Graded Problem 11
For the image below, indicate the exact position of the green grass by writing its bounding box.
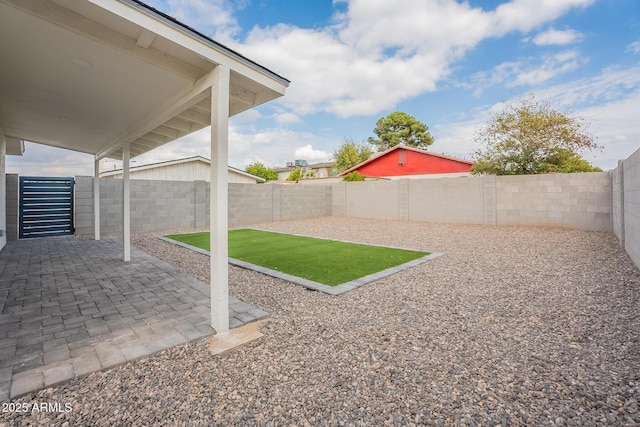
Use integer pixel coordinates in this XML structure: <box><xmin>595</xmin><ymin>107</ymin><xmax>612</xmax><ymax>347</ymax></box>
<box><xmin>165</xmin><ymin>229</ymin><xmax>429</xmax><ymax>286</ymax></box>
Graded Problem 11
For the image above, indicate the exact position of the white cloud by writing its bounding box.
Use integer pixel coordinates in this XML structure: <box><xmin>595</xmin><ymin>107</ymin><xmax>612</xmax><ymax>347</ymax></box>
<box><xmin>294</xmin><ymin>145</ymin><xmax>332</xmax><ymax>163</ymax></box>
<box><xmin>233</xmin><ymin>108</ymin><xmax>262</xmax><ymax>122</ymax></box>
<box><xmin>467</xmin><ymin>50</ymin><xmax>586</xmax><ymax>95</ymax></box>
<box><xmin>435</xmin><ymin>65</ymin><xmax>640</xmax><ymax>171</ymax></box>
<box><xmin>511</xmin><ymin>50</ymin><xmax>585</xmax><ymax>86</ymax></box>
<box><xmin>163</xmin><ymin>0</ymin><xmax>245</xmax><ymax>41</ymax></box>
<box><xmin>491</xmin><ymin>0</ymin><xmax>593</xmax><ymax>35</ymax></box>
<box><xmin>626</xmin><ymin>40</ymin><xmax>640</xmax><ymax>54</ymax></box>
<box><xmin>5</xmin><ymin>144</ymin><xmax>94</xmax><ymax>176</ymax></box>
<box><xmin>234</xmin><ymin>0</ymin><xmax>594</xmax><ymax>118</ymax></box>
<box><xmin>274</xmin><ymin>112</ymin><xmax>302</xmax><ymax>124</ymax></box>
<box><xmin>531</xmin><ymin>28</ymin><xmax>583</xmax><ymax>45</ymax></box>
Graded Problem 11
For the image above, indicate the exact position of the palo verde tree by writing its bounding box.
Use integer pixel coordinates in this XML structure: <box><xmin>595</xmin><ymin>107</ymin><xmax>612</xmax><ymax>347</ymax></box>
<box><xmin>471</xmin><ymin>96</ymin><xmax>601</xmax><ymax>175</ymax></box>
<box><xmin>368</xmin><ymin>111</ymin><xmax>434</xmax><ymax>152</ymax></box>
<box><xmin>332</xmin><ymin>138</ymin><xmax>373</xmax><ymax>173</ymax></box>
<box><xmin>245</xmin><ymin>162</ymin><xmax>278</xmax><ymax>182</ymax></box>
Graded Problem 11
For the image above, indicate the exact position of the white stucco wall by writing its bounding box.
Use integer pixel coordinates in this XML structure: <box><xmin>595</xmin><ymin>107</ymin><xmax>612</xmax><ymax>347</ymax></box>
<box><xmin>0</xmin><ymin>127</ymin><xmax>6</xmax><ymax>250</ymax></box>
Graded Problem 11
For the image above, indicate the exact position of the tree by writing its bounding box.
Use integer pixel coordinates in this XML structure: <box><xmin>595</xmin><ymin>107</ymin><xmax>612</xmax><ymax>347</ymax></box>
<box><xmin>342</xmin><ymin>171</ymin><xmax>365</xmax><ymax>181</ymax></box>
<box><xmin>544</xmin><ymin>148</ymin><xmax>602</xmax><ymax>173</ymax></box>
<box><xmin>368</xmin><ymin>111</ymin><xmax>434</xmax><ymax>152</ymax></box>
<box><xmin>332</xmin><ymin>138</ymin><xmax>373</xmax><ymax>173</ymax></box>
<box><xmin>245</xmin><ymin>162</ymin><xmax>278</xmax><ymax>182</ymax></box>
<box><xmin>471</xmin><ymin>96</ymin><xmax>601</xmax><ymax>175</ymax></box>
<box><xmin>286</xmin><ymin>167</ymin><xmax>302</xmax><ymax>182</ymax></box>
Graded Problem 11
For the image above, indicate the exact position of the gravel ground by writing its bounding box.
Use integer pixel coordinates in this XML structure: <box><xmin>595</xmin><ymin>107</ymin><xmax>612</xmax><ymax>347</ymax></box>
<box><xmin>2</xmin><ymin>217</ymin><xmax>639</xmax><ymax>426</ymax></box>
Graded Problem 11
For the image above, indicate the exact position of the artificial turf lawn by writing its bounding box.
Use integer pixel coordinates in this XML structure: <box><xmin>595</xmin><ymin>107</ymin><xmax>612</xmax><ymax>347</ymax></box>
<box><xmin>165</xmin><ymin>229</ymin><xmax>430</xmax><ymax>286</ymax></box>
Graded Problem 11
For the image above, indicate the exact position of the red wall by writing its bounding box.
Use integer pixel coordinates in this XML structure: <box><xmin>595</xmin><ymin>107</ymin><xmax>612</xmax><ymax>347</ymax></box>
<box><xmin>356</xmin><ymin>149</ymin><xmax>473</xmax><ymax>177</ymax></box>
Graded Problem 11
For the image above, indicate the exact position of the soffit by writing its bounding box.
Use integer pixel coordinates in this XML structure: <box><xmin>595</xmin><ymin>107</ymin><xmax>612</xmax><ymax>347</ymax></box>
<box><xmin>0</xmin><ymin>0</ymin><xmax>287</xmax><ymax>160</ymax></box>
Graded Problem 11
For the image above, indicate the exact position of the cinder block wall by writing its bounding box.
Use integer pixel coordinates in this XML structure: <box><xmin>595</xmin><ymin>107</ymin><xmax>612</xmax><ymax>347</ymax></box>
<box><xmin>74</xmin><ymin>176</ymin><xmax>94</xmax><ymax>236</ymax></box>
<box><xmin>611</xmin><ymin>163</ymin><xmax>624</xmax><ymax>243</ymax></box>
<box><xmin>228</xmin><ymin>183</ymin><xmax>273</xmax><ymax>226</ymax></box>
<box><xmin>408</xmin><ymin>177</ymin><xmax>488</xmax><ymax>224</ymax></box>
<box><xmin>5</xmin><ymin>174</ymin><xmax>18</xmax><ymax>241</ymax></box>
<box><xmin>495</xmin><ymin>172</ymin><xmax>611</xmax><ymax>231</ymax></box>
<box><xmin>74</xmin><ymin>179</ymin><xmax>332</xmax><ymax>237</ymax></box>
<box><xmin>337</xmin><ymin>180</ymin><xmax>405</xmax><ymax>220</ymax></box>
<box><xmin>617</xmin><ymin>148</ymin><xmax>640</xmax><ymax>269</ymax></box>
<box><xmin>278</xmin><ymin>185</ymin><xmax>332</xmax><ymax>221</ymax></box>
<box><xmin>332</xmin><ymin>173</ymin><xmax>611</xmax><ymax>231</ymax></box>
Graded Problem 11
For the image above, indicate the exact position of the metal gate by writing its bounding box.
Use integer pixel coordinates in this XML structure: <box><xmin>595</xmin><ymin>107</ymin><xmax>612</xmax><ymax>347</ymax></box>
<box><xmin>19</xmin><ymin>177</ymin><xmax>75</xmax><ymax>239</ymax></box>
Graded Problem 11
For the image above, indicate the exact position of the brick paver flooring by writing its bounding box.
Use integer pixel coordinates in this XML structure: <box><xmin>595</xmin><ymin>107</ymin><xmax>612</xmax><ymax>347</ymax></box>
<box><xmin>0</xmin><ymin>237</ymin><xmax>267</xmax><ymax>400</ymax></box>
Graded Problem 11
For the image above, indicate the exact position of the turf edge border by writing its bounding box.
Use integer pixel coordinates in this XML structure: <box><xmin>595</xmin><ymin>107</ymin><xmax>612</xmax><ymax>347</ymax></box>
<box><xmin>156</xmin><ymin>232</ymin><xmax>444</xmax><ymax>296</ymax></box>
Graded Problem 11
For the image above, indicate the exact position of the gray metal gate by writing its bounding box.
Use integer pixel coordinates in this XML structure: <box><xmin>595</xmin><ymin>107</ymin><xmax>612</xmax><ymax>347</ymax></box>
<box><xmin>19</xmin><ymin>177</ymin><xmax>75</xmax><ymax>239</ymax></box>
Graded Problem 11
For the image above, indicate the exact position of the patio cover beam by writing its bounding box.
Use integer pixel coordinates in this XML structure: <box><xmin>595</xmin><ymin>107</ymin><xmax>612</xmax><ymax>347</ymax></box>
<box><xmin>95</xmin><ymin>70</ymin><xmax>215</xmax><ymax>160</ymax></box>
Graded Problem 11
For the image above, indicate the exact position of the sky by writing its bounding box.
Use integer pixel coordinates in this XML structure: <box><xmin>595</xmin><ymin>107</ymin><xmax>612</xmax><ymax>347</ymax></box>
<box><xmin>6</xmin><ymin>0</ymin><xmax>640</xmax><ymax>175</ymax></box>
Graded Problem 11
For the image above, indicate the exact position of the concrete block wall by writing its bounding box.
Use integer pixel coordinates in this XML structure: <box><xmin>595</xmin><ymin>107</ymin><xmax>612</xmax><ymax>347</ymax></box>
<box><xmin>408</xmin><ymin>177</ymin><xmax>487</xmax><ymax>224</ymax></box>
<box><xmin>278</xmin><ymin>185</ymin><xmax>332</xmax><ymax>221</ymax></box>
<box><xmin>74</xmin><ymin>176</ymin><xmax>94</xmax><ymax>237</ymax></box>
<box><xmin>5</xmin><ymin>174</ymin><xmax>18</xmax><ymax>241</ymax></box>
<box><xmin>228</xmin><ymin>183</ymin><xmax>273</xmax><ymax>226</ymax></box>
<box><xmin>615</xmin><ymin>148</ymin><xmax>640</xmax><ymax>269</ymax></box>
<box><xmin>495</xmin><ymin>172</ymin><xmax>611</xmax><ymax>231</ymax></box>
<box><xmin>331</xmin><ymin>173</ymin><xmax>610</xmax><ymax>230</ymax></box>
<box><xmin>67</xmin><ymin>165</ymin><xmax>637</xmax><ymax>275</ymax></box>
<box><xmin>74</xmin><ymin>178</ymin><xmax>332</xmax><ymax>237</ymax></box>
<box><xmin>138</xmin><ymin>180</ymin><xmax>195</xmax><ymax>232</ymax></box>
<box><xmin>611</xmin><ymin>163</ymin><xmax>624</xmax><ymax>243</ymax></box>
<box><xmin>337</xmin><ymin>180</ymin><xmax>405</xmax><ymax>220</ymax></box>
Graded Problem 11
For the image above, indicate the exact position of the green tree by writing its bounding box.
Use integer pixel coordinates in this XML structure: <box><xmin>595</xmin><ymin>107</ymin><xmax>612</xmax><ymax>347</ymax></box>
<box><xmin>342</xmin><ymin>171</ymin><xmax>365</xmax><ymax>181</ymax></box>
<box><xmin>286</xmin><ymin>167</ymin><xmax>302</xmax><ymax>182</ymax></box>
<box><xmin>544</xmin><ymin>148</ymin><xmax>602</xmax><ymax>173</ymax></box>
<box><xmin>471</xmin><ymin>96</ymin><xmax>601</xmax><ymax>175</ymax></box>
<box><xmin>332</xmin><ymin>138</ymin><xmax>373</xmax><ymax>173</ymax></box>
<box><xmin>368</xmin><ymin>111</ymin><xmax>434</xmax><ymax>152</ymax></box>
<box><xmin>245</xmin><ymin>162</ymin><xmax>278</xmax><ymax>182</ymax></box>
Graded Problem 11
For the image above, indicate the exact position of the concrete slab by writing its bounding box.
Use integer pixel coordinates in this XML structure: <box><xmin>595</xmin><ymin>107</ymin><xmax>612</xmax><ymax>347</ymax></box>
<box><xmin>0</xmin><ymin>237</ymin><xmax>269</xmax><ymax>400</ymax></box>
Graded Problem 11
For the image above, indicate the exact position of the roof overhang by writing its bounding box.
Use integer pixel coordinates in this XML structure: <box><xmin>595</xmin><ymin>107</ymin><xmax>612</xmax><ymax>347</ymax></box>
<box><xmin>0</xmin><ymin>0</ymin><xmax>288</xmax><ymax>160</ymax></box>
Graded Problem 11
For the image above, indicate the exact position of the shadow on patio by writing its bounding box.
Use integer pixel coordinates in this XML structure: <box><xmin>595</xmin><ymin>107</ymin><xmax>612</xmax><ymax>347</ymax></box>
<box><xmin>0</xmin><ymin>236</ymin><xmax>267</xmax><ymax>401</ymax></box>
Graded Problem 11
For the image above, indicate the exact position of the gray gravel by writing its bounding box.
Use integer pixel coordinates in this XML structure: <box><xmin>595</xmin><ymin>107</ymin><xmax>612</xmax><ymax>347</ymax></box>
<box><xmin>2</xmin><ymin>217</ymin><xmax>639</xmax><ymax>426</ymax></box>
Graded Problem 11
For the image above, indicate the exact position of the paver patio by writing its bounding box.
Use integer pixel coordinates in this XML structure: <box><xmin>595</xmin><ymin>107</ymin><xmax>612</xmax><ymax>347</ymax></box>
<box><xmin>0</xmin><ymin>236</ymin><xmax>267</xmax><ymax>401</ymax></box>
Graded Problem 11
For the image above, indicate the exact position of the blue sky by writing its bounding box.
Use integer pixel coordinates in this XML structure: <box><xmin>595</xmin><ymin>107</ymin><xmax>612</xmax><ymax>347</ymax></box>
<box><xmin>7</xmin><ymin>0</ymin><xmax>640</xmax><ymax>175</ymax></box>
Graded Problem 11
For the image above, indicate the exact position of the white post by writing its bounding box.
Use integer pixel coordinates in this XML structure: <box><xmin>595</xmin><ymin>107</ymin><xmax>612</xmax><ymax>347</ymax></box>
<box><xmin>210</xmin><ymin>64</ymin><xmax>230</xmax><ymax>334</ymax></box>
<box><xmin>122</xmin><ymin>143</ymin><xmax>131</xmax><ymax>262</ymax></box>
<box><xmin>94</xmin><ymin>156</ymin><xmax>101</xmax><ymax>241</ymax></box>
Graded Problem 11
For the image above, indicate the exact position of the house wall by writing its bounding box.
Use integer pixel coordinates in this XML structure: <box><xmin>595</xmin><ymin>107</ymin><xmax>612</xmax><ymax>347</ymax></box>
<box><xmin>356</xmin><ymin>148</ymin><xmax>473</xmax><ymax>177</ymax></box>
<box><xmin>0</xmin><ymin>128</ymin><xmax>5</xmax><ymax>250</ymax></box>
<box><xmin>104</xmin><ymin>164</ymin><xmax>258</xmax><ymax>184</ymax></box>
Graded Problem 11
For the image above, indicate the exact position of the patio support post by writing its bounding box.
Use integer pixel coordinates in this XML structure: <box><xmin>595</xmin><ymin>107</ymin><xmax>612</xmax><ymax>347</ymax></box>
<box><xmin>122</xmin><ymin>143</ymin><xmax>131</xmax><ymax>262</ymax></box>
<box><xmin>94</xmin><ymin>156</ymin><xmax>100</xmax><ymax>241</ymax></box>
<box><xmin>209</xmin><ymin>64</ymin><xmax>230</xmax><ymax>334</ymax></box>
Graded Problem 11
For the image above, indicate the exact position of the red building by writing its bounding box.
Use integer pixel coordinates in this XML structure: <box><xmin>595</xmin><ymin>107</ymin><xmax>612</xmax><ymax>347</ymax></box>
<box><xmin>338</xmin><ymin>145</ymin><xmax>474</xmax><ymax>179</ymax></box>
